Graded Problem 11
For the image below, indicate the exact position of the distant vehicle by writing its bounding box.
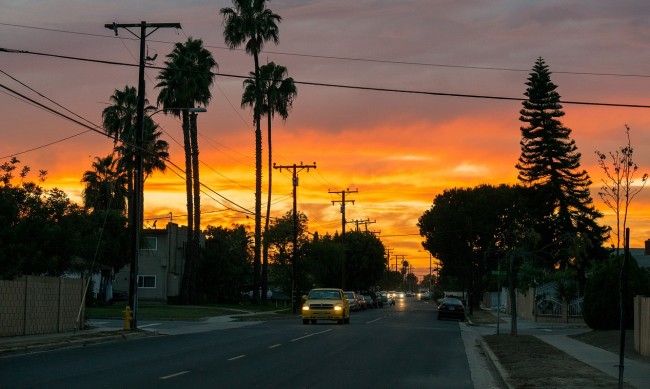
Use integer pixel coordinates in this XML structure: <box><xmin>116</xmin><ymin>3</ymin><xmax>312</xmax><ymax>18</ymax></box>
<box><xmin>437</xmin><ymin>298</ymin><xmax>466</xmax><ymax>321</ymax></box>
<box><xmin>302</xmin><ymin>288</ymin><xmax>350</xmax><ymax>325</ymax></box>
<box><xmin>378</xmin><ymin>291</ymin><xmax>393</xmax><ymax>306</ymax></box>
<box><xmin>396</xmin><ymin>292</ymin><xmax>406</xmax><ymax>299</ymax></box>
<box><xmin>363</xmin><ymin>295</ymin><xmax>374</xmax><ymax>309</ymax></box>
<box><xmin>344</xmin><ymin>291</ymin><xmax>361</xmax><ymax>312</ymax></box>
<box><xmin>357</xmin><ymin>294</ymin><xmax>367</xmax><ymax>310</ymax></box>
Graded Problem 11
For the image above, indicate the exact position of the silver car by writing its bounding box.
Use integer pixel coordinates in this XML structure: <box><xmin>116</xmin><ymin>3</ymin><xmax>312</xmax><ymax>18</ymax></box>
<box><xmin>344</xmin><ymin>291</ymin><xmax>360</xmax><ymax>312</ymax></box>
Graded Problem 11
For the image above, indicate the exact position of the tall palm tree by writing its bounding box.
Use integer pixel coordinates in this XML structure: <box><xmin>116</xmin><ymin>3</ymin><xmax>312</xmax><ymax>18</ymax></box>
<box><xmin>81</xmin><ymin>153</ymin><xmax>128</xmax><ymax>213</ymax></box>
<box><xmin>156</xmin><ymin>37</ymin><xmax>217</xmax><ymax>304</ymax></box>
<box><xmin>102</xmin><ymin>86</ymin><xmax>168</xmax><ymax>223</ymax></box>
<box><xmin>221</xmin><ymin>0</ymin><xmax>281</xmax><ymax>303</ymax></box>
<box><xmin>242</xmin><ymin>62</ymin><xmax>297</xmax><ymax>302</ymax></box>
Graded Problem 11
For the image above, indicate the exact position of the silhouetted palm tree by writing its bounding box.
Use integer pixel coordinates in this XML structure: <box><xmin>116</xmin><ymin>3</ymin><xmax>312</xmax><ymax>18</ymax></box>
<box><xmin>221</xmin><ymin>0</ymin><xmax>281</xmax><ymax>303</ymax></box>
<box><xmin>242</xmin><ymin>62</ymin><xmax>297</xmax><ymax>301</ymax></box>
<box><xmin>156</xmin><ymin>37</ymin><xmax>217</xmax><ymax>304</ymax></box>
<box><xmin>102</xmin><ymin>86</ymin><xmax>169</xmax><ymax>223</ymax></box>
<box><xmin>81</xmin><ymin>154</ymin><xmax>128</xmax><ymax>213</ymax></box>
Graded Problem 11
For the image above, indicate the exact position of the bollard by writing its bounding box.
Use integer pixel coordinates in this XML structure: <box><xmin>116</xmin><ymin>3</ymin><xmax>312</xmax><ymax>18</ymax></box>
<box><xmin>123</xmin><ymin>306</ymin><xmax>132</xmax><ymax>330</ymax></box>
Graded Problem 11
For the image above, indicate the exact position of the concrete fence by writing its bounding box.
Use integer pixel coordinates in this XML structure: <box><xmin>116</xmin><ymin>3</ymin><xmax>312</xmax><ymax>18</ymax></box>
<box><xmin>0</xmin><ymin>276</ymin><xmax>85</xmax><ymax>337</ymax></box>
<box><xmin>634</xmin><ymin>295</ymin><xmax>650</xmax><ymax>356</ymax></box>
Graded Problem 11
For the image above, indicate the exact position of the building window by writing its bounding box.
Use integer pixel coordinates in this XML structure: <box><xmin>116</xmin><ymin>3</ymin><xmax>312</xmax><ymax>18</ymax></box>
<box><xmin>142</xmin><ymin>237</ymin><xmax>157</xmax><ymax>250</ymax></box>
<box><xmin>137</xmin><ymin>275</ymin><xmax>156</xmax><ymax>288</ymax></box>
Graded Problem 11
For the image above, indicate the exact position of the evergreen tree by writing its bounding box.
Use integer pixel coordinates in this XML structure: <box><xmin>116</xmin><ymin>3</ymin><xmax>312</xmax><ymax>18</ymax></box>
<box><xmin>516</xmin><ymin>57</ymin><xmax>608</xmax><ymax>279</ymax></box>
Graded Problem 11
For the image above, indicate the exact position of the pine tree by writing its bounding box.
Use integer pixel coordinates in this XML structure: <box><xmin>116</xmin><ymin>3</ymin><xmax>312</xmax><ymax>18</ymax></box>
<box><xmin>516</xmin><ymin>57</ymin><xmax>608</xmax><ymax>276</ymax></box>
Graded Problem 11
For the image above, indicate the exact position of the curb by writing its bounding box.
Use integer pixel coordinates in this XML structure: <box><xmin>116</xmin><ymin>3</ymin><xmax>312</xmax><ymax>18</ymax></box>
<box><xmin>0</xmin><ymin>331</ymin><xmax>157</xmax><ymax>356</ymax></box>
<box><xmin>465</xmin><ymin>315</ymin><xmax>512</xmax><ymax>388</ymax></box>
<box><xmin>477</xmin><ymin>336</ymin><xmax>514</xmax><ymax>389</ymax></box>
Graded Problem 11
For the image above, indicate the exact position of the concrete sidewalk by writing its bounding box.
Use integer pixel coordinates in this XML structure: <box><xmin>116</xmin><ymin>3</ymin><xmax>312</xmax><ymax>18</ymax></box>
<box><xmin>471</xmin><ymin>311</ymin><xmax>650</xmax><ymax>389</ymax></box>
<box><xmin>0</xmin><ymin>314</ymin><xmax>264</xmax><ymax>355</ymax></box>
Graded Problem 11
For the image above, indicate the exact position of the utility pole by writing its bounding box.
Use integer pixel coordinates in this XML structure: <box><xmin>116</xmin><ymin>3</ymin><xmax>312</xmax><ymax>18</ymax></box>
<box><xmin>105</xmin><ymin>21</ymin><xmax>180</xmax><ymax>330</ymax></box>
<box><xmin>385</xmin><ymin>247</ymin><xmax>394</xmax><ymax>271</ymax></box>
<box><xmin>274</xmin><ymin>162</ymin><xmax>316</xmax><ymax>314</ymax></box>
<box><xmin>329</xmin><ymin>188</ymin><xmax>357</xmax><ymax>238</ymax></box>
<box><xmin>396</xmin><ymin>254</ymin><xmax>406</xmax><ymax>273</ymax></box>
<box><xmin>329</xmin><ymin>188</ymin><xmax>357</xmax><ymax>289</ymax></box>
<box><xmin>348</xmin><ymin>218</ymin><xmax>376</xmax><ymax>232</ymax></box>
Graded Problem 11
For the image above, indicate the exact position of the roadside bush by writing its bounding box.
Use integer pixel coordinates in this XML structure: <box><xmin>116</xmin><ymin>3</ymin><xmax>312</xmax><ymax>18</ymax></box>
<box><xmin>583</xmin><ymin>254</ymin><xmax>650</xmax><ymax>329</ymax></box>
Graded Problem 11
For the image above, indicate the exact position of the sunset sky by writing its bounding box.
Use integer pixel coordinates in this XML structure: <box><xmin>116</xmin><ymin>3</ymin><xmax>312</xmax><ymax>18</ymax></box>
<box><xmin>3</xmin><ymin>1</ymin><xmax>650</xmax><ymax>279</ymax></box>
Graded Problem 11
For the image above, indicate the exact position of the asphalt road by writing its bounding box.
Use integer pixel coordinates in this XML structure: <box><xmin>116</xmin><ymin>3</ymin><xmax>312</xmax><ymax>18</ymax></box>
<box><xmin>1</xmin><ymin>298</ymin><xmax>481</xmax><ymax>388</ymax></box>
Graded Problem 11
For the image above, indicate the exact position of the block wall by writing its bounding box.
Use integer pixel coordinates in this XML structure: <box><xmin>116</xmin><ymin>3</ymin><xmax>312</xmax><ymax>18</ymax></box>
<box><xmin>0</xmin><ymin>276</ymin><xmax>85</xmax><ymax>337</ymax></box>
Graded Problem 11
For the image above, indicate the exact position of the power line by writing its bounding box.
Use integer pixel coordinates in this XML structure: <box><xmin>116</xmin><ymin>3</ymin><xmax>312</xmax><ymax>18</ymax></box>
<box><xmin>0</xmin><ymin>82</ymin><xmax>255</xmax><ymax>216</ymax></box>
<box><xmin>3</xmin><ymin>22</ymin><xmax>650</xmax><ymax>79</ymax></box>
<box><xmin>4</xmin><ymin>47</ymin><xmax>649</xmax><ymax>109</ymax></box>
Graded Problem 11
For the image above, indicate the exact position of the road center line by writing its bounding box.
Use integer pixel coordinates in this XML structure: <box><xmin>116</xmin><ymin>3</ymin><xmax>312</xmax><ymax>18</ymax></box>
<box><xmin>268</xmin><ymin>344</ymin><xmax>282</xmax><ymax>349</ymax></box>
<box><xmin>290</xmin><ymin>329</ymin><xmax>332</xmax><ymax>342</ymax></box>
<box><xmin>228</xmin><ymin>354</ymin><xmax>247</xmax><ymax>361</ymax></box>
<box><xmin>366</xmin><ymin>317</ymin><xmax>384</xmax><ymax>324</ymax></box>
<box><xmin>160</xmin><ymin>371</ymin><xmax>189</xmax><ymax>380</ymax></box>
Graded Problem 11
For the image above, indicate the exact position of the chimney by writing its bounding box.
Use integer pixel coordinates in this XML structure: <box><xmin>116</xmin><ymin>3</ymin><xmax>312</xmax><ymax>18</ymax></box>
<box><xmin>645</xmin><ymin>239</ymin><xmax>650</xmax><ymax>255</ymax></box>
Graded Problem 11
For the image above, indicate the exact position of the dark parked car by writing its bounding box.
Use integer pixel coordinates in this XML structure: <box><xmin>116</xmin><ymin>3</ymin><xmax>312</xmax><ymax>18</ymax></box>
<box><xmin>437</xmin><ymin>298</ymin><xmax>466</xmax><ymax>321</ymax></box>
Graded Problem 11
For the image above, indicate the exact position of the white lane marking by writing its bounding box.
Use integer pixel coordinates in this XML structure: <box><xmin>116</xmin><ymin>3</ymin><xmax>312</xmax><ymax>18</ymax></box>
<box><xmin>228</xmin><ymin>354</ymin><xmax>246</xmax><ymax>361</ymax></box>
<box><xmin>160</xmin><ymin>371</ymin><xmax>190</xmax><ymax>380</ymax></box>
<box><xmin>138</xmin><ymin>323</ymin><xmax>161</xmax><ymax>328</ymax></box>
<box><xmin>290</xmin><ymin>329</ymin><xmax>332</xmax><ymax>342</ymax></box>
<box><xmin>268</xmin><ymin>344</ymin><xmax>282</xmax><ymax>349</ymax></box>
<box><xmin>366</xmin><ymin>317</ymin><xmax>383</xmax><ymax>324</ymax></box>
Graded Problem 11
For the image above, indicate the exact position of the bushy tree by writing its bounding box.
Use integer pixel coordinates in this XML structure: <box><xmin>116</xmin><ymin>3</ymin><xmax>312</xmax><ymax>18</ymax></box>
<box><xmin>302</xmin><ymin>233</ymin><xmax>345</xmax><ymax>289</ymax></box>
<box><xmin>198</xmin><ymin>225</ymin><xmax>251</xmax><ymax>303</ymax></box>
<box><xmin>339</xmin><ymin>231</ymin><xmax>386</xmax><ymax>291</ymax></box>
<box><xmin>0</xmin><ymin>158</ymin><xmax>127</xmax><ymax>279</ymax></box>
<box><xmin>419</xmin><ymin>184</ymin><xmax>528</xmax><ymax>307</ymax></box>
<box><xmin>266</xmin><ymin>210</ymin><xmax>308</xmax><ymax>297</ymax></box>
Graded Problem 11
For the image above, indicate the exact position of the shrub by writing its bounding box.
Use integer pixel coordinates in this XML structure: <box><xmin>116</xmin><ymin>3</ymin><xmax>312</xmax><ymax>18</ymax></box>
<box><xmin>583</xmin><ymin>254</ymin><xmax>650</xmax><ymax>329</ymax></box>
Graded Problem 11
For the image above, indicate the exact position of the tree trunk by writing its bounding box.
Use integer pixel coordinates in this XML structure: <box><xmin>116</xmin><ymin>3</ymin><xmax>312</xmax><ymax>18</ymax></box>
<box><xmin>190</xmin><ymin>111</ymin><xmax>201</xmax><ymax>305</ymax></box>
<box><xmin>261</xmin><ymin>111</ymin><xmax>273</xmax><ymax>304</ymax></box>
<box><xmin>180</xmin><ymin>112</ymin><xmax>194</xmax><ymax>305</ymax></box>
<box><xmin>509</xmin><ymin>252</ymin><xmax>518</xmax><ymax>336</ymax></box>
<box><xmin>252</xmin><ymin>51</ymin><xmax>262</xmax><ymax>303</ymax></box>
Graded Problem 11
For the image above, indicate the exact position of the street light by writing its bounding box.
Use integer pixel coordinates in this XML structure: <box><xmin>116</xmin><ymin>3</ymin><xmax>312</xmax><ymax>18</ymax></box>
<box><xmin>128</xmin><ymin>106</ymin><xmax>206</xmax><ymax>329</ymax></box>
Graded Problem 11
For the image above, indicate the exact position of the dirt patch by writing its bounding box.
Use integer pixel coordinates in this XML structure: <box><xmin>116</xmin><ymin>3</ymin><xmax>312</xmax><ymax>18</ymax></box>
<box><xmin>468</xmin><ymin>308</ymin><xmax>506</xmax><ymax>325</ymax></box>
<box><xmin>570</xmin><ymin>330</ymin><xmax>650</xmax><ymax>365</ymax></box>
<box><xmin>484</xmin><ymin>334</ymin><xmax>633</xmax><ymax>388</ymax></box>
